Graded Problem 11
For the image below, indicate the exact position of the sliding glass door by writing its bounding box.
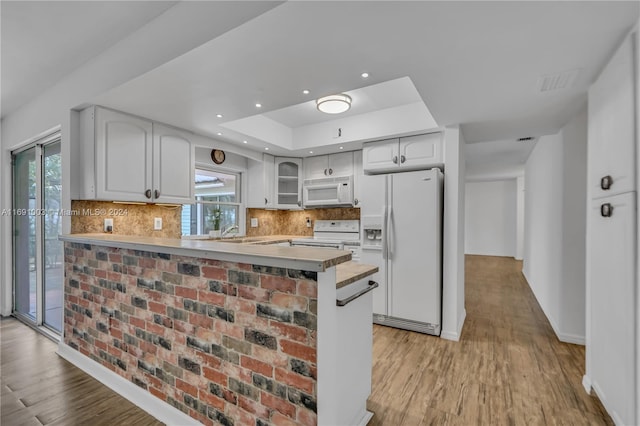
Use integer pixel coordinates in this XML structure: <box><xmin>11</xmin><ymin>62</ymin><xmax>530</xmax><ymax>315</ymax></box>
<box><xmin>13</xmin><ymin>135</ymin><xmax>63</xmax><ymax>334</ymax></box>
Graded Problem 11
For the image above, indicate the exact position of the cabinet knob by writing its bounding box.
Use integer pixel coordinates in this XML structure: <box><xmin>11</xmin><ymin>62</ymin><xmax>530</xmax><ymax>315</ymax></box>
<box><xmin>354</xmin><ymin>198</ymin><xmax>359</xmax><ymax>206</ymax></box>
<box><xmin>297</xmin><ymin>201</ymin><xmax>302</xmax><ymax>207</ymax></box>
<box><xmin>600</xmin><ymin>175</ymin><xmax>613</xmax><ymax>190</ymax></box>
<box><xmin>329</xmin><ymin>168</ymin><xmax>333</xmax><ymax>175</ymax></box>
<box><xmin>145</xmin><ymin>189</ymin><xmax>152</xmax><ymax>199</ymax></box>
<box><xmin>392</xmin><ymin>156</ymin><xmax>398</xmax><ymax>164</ymax></box>
<box><xmin>601</xmin><ymin>203</ymin><xmax>613</xmax><ymax>217</ymax></box>
<box><xmin>400</xmin><ymin>155</ymin><xmax>406</xmax><ymax>164</ymax></box>
<box><xmin>264</xmin><ymin>198</ymin><xmax>268</xmax><ymax>205</ymax></box>
<box><xmin>154</xmin><ymin>190</ymin><xmax>160</xmax><ymax>199</ymax></box>
<box><xmin>324</xmin><ymin>169</ymin><xmax>328</xmax><ymax>175</ymax></box>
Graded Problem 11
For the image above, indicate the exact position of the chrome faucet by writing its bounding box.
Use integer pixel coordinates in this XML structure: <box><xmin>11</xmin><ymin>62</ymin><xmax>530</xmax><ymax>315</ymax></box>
<box><xmin>221</xmin><ymin>225</ymin><xmax>239</xmax><ymax>237</ymax></box>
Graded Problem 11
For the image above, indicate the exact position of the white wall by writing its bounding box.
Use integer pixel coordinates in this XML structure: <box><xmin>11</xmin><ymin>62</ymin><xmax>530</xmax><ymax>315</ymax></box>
<box><xmin>441</xmin><ymin>126</ymin><xmax>466</xmax><ymax>341</ymax></box>
<box><xmin>523</xmin><ymin>105</ymin><xmax>587</xmax><ymax>344</ymax></box>
<box><xmin>465</xmin><ymin>180</ymin><xmax>517</xmax><ymax>257</ymax></box>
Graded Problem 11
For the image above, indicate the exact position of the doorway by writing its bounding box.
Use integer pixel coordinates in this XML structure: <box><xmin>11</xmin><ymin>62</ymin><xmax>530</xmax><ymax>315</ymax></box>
<box><xmin>12</xmin><ymin>133</ymin><xmax>63</xmax><ymax>335</ymax></box>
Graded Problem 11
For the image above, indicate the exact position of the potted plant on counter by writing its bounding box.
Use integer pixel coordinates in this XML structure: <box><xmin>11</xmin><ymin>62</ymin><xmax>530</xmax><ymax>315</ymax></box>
<box><xmin>207</xmin><ymin>207</ymin><xmax>221</xmax><ymax>238</ymax></box>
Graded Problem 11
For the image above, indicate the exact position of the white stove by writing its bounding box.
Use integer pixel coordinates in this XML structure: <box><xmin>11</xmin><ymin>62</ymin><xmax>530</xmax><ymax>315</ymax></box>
<box><xmin>291</xmin><ymin>220</ymin><xmax>361</xmax><ymax>261</ymax></box>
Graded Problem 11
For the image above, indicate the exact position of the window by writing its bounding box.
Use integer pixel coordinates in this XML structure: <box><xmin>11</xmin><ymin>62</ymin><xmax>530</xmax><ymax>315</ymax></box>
<box><xmin>182</xmin><ymin>168</ymin><xmax>241</xmax><ymax>236</ymax></box>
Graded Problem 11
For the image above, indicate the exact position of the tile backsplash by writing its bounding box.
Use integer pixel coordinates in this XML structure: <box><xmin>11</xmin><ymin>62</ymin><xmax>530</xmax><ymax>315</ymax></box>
<box><xmin>70</xmin><ymin>200</ymin><xmax>181</xmax><ymax>238</ymax></box>
<box><xmin>246</xmin><ymin>208</ymin><xmax>360</xmax><ymax>237</ymax></box>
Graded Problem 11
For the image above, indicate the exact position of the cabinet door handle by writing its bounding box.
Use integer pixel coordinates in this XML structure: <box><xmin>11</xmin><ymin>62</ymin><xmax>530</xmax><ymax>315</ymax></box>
<box><xmin>354</xmin><ymin>198</ymin><xmax>359</xmax><ymax>206</ymax></box>
<box><xmin>392</xmin><ymin>156</ymin><xmax>398</xmax><ymax>164</ymax></box>
<box><xmin>297</xmin><ymin>201</ymin><xmax>302</xmax><ymax>207</ymax></box>
<box><xmin>154</xmin><ymin>190</ymin><xmax>160</xmax><ymax>199</ymax></box>
<box><xmin>601</xmin><ymin>203</ymin><xmax>613</xmax><ymax>217</ymax></box>
<box><xmin>264</xmin><ymin>198</ymin><xmax>268</xmax><ymax>205</ymax></box>
<box><xmin>400</xmin><ymin>155</ymin><xmax>406</xmax><ymax>164</ymax></box>
<box><xmin>324</xmin><ymin>169</ymin><xmax>328</xmax><ymax>175</ymax></box>
<box><xmin>329</xmin><ymin>168</ymin><xmax>333</xmax><ymax>175</ymax></box>
<box><xmin>600</xmin><ymin>175</ymin><xmax>613</xmax><ymax>190</ymax></box>
<box><xmin>145</xmin><ymin>189</ymin><xmax>152</xmax><ymax>199</ymax></box>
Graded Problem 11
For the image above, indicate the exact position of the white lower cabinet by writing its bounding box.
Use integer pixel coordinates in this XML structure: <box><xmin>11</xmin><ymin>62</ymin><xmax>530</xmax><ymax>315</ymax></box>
<box><xmin>76</xmin><ymin>106</ymin><xmax>194</xmax><ymax>203</ymax></box>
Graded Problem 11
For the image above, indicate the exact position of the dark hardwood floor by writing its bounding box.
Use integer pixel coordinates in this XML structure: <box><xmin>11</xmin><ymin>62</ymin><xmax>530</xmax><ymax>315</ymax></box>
<box><xmin>367</xmin><ymin>255</ymin><xmax>612</xmax><ymax>425</ymax></box>
<box><xmin>2</xmin><ymin>255</ymin><xmax>612</xmax><ymax>425</ymax></box>
<box><xmin>0</xmin><ymin>318</ymin><xmax>161</xmax><ymax>426</ymax></box>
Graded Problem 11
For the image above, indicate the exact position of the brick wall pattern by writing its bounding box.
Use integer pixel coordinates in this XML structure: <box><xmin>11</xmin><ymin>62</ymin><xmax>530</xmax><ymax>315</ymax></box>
<box><xmin>63</xmin><ymin>242</ymin><xmax>318</xmax><ymax>426</ymax></box>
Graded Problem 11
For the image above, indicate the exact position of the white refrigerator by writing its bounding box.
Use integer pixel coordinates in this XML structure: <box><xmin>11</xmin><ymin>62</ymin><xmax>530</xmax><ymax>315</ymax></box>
<box><xmin>360</xmin><ymin>168</ymin><xmax>443</xmax><ymax>335</ymax></box>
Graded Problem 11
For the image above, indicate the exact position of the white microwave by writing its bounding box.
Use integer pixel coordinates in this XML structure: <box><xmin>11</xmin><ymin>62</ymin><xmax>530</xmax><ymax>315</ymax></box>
<box><xmin>302</xmin><ymin>175</ymin><xmax>354</xmax><ymax>207</ymax></box>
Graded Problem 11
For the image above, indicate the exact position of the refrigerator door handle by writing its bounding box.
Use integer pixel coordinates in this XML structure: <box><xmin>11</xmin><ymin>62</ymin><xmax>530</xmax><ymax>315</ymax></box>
<box><xmin>388</xmin><ymin>206</ymin><xmax>394</xmax><ymax>260</ymax></box>
<box><xmin>382</xmin><ymin>205</ymin><xmax>388</xmax><ymax>260</ymax></box>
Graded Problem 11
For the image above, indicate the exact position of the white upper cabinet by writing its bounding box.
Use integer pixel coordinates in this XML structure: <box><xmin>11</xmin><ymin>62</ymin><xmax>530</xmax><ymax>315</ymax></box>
<box><xmin>79</xmin><ymin>106</ymin><xmax>194</xmax><ymax>203</ymax></box>
<box><xmin>95</xmin><ymin>107</ymin><xmax>152</xmax><ymax>202</ymax></box>
<box><xmin>362</xmin><ymin>138</ymin><xmax>399</xmax><ymax>173</ymax></box>
<box><xmin>247</xmin><ymin>153</ymin><xmax>275</xmax><ymax>208</ymax></box>
<box><xmin>363</xmin><ymin>132</ymin><xmax>443</xmax><ymax>174</ymax></box>
<box><xmin>275</xmin><ymin>157</ymin><xmax>303</xmax><ymax>209</ymax></box>
<box><xmin>303</xmin><ymin>151</ymin><xmax>354</xmax><ymax>179</ymax></box>
<box><xmin>588</xmin><ymin>33</ymin><xmax>636</xmax><ymax>199</ymax></box>
<box><xmin>152</xmin><ymin>123</ymin><xmax>195</xmax><ymax>204</ymax></box>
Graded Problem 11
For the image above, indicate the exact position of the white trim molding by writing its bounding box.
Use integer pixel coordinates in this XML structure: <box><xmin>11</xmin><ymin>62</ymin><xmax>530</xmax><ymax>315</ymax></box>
<box><xmin>57</xmin><ymin>343</ymin><xmax>200</xmax><ymax>426</ymax></box>
<box><xmin>441</xmin><ymin>309</ymin><xmax>466</xmax><ymax>342</ymax></box>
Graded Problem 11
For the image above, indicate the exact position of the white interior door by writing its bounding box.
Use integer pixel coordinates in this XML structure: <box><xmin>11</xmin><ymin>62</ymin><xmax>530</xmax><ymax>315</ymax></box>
<box><xmin>589</xmin><ymin>192</ymin><xmax>636</xmax><ymax>425</ymax></box>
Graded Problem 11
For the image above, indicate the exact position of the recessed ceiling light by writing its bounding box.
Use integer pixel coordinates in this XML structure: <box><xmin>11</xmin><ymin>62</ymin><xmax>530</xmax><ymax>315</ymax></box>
<box><xmin>316</xmin><ymin>93</ymin><xmax>352</xmax><ymax>114</ymax></box>
<box><xmin>216</xmin><ymin>114</ymin><xmax>223</xmax><ymax>118</ymax></box>
<box><xmin>217</xmin><ymin>132</ymin><xmax>222</xmax><ymax>136</ymax></box>
<box><xmin>361</xmin><ymin>72</ymin><xmax>369</xmax><ymax>78</ymax></box>
<box><xmin>264</xmin><ymin>147</ymin><xmax>269</xmax><ymax>150</ymax></box>
<box><xmin>255</xmin><ymin>103</ymin><xmax>262</xmax><ymax>108</ymax></box>
<box><xmin>243</xmin><ymin>140</ymin><xmax>248</xmax><ymax>144</ymax></box>
<box><xmin>339</xmin><ymin>146</ymin><xmax>344</xmax><ymax>150</ymax></box>
<box><xmin>303</xmin><ymin>90</ymin><xmax>310</xmax><ymax>95</ymax></box>
<box><xmin>309</xmin><ymin>151</ymin><xmax>313</xmax><ymax>154</ymax></box>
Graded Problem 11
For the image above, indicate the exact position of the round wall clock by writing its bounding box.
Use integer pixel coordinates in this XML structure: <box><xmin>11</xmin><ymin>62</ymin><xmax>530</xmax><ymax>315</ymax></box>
<box><xmin>211</xmin><ymin>149</ymin><xmax>226</xmax><ymax>164</ymax></box>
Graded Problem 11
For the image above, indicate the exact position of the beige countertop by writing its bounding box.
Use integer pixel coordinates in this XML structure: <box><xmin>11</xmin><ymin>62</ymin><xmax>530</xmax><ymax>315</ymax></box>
<box><xmin>60</xmin><ymin>233</ymin><xmax>350</xmax><ymax>272</ymax></box>
<box><xmin>336</xmin><ymin>261</ymin><xmax>379</xmax><ymax>289</ymax></box>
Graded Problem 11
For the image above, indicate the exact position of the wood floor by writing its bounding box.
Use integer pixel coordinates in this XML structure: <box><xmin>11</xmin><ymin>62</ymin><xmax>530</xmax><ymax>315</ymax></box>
<box><xmin>0</xmin><ymin>319</ymin><xmax>161</xmax><ymax>426</ymax></box>
<box><xmin>2</xmin><ymin>255</ymin><xmax>612</xmax><ymax>425</ymax></box>
<box><xmin>367</xmin><ymin>255</ymin><xmax>612</xmax><ymax>425</ymax></box>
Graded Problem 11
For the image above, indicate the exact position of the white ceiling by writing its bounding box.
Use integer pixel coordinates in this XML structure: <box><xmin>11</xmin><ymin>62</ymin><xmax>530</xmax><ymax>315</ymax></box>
<box><xmin>2</xmin><ymin>1</ymin><xmax>639</xmax><ymax>169</ymax></box>
<box><xmin>1</xmin><ymin>1</ymin><xmax>178</xmax><ymax>116</ymax></box>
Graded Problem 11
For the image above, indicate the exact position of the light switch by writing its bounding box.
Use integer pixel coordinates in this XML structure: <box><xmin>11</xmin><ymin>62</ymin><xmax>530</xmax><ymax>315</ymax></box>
<box><xmin>154</xmin><ymin>217</ymin><xmax>162</xmax><ymax>230</ymax></box>
<box><xmin>250</xmin><ymin>218</ymin><xmax>258</xmax><ymax>228</ymax></box>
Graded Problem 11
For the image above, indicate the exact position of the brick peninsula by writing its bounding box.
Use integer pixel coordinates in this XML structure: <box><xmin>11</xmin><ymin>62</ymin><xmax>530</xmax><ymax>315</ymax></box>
<box><xmin>58</xmin><ymin>233</ymin><xmax>378</xmax><ymax>426</ymax></box>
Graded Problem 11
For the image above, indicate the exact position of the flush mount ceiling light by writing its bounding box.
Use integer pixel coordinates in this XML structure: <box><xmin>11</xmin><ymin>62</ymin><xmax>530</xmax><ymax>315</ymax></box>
<box><xmin>316</xmin><ymin>93</ymin><xmax>352</xmax><ymax>114</ymax></box>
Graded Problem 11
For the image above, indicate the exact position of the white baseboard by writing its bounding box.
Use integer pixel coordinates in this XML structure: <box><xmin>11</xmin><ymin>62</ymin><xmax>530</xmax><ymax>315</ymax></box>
<box><xmin>582</xmin><ymin>374</ymin><xmax>592</xmax><ymax>394</ymax></box>
<box><xmin>591</xmin><ymin>380</ymin><xmax>625</xmax><ymax>426</ymax></box>
<box><xmin>521</xmin><ymin>270</ymin><xmax>585</xmax><ymax>346</ymax></box>
<box><xmin>57</xmin><ymin>343</ymin><xmax>200</xmax><ymax>426</ymax></box>
<box><xmin>440</xmin><ymin>309</ymin><xmax>466</xmax><ymax>342</ymax></box>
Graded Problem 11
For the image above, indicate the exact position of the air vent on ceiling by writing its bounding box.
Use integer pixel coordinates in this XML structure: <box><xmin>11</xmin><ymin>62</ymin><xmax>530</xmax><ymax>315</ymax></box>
<box><xmin>517</xmin><ymin>137</ymin><xmax>535</xmax><ymax>142</ymax></box>
<box><xmin>537</xmin><ymin>69</ymin><xmax>581</xmax><ymax>92</ymax></box>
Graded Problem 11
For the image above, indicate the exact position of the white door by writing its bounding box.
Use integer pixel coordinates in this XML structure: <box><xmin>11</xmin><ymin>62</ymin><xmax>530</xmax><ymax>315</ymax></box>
<box><xmin>588</xmin><ymin>34</ymin><xmax>636</xmax><ymax>199</ymax></box>
<box><xmin>398</xmin><ymin>133</ymin><xmax>443</xmax><ymax>171</ymax></box>
<box><xmin>589</xmin><ymin>192</ymin><xmax>636</xmax><ymax>425</ymax></box>
<box><xmin>362</xmin><ymin>139</ymin><xmax>399</xmax><ymax>174</ymax></box>
<box><xmin>327</xmin><ymin>151</ymin><xmax>354</xmax><ymax>177</ymax></box>
<box><xmin>153</xmin><ymin>124</ymin><xmax>194</xmax><ymax>204</ymax></box>
<box><xmin>303</xmin><ymin>155</ymin><xmax>329</xmax><ymax>180</ymax></box>
<box><xmin>96</xmin><ymin>108</ymin><xmax>153</xmax><ymax>202</ymax></box>
<box><xmin>389</xmin><ymin>169</ymin><xmax>442</xmax><ymax>327</ymax></box>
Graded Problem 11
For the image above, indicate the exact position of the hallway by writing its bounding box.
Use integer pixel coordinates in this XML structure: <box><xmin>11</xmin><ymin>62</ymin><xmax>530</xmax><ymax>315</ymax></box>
<box><xmin>367</xmin><ymin>255</ymin><xmax>612</xmax><ymax>425</ymax></box>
